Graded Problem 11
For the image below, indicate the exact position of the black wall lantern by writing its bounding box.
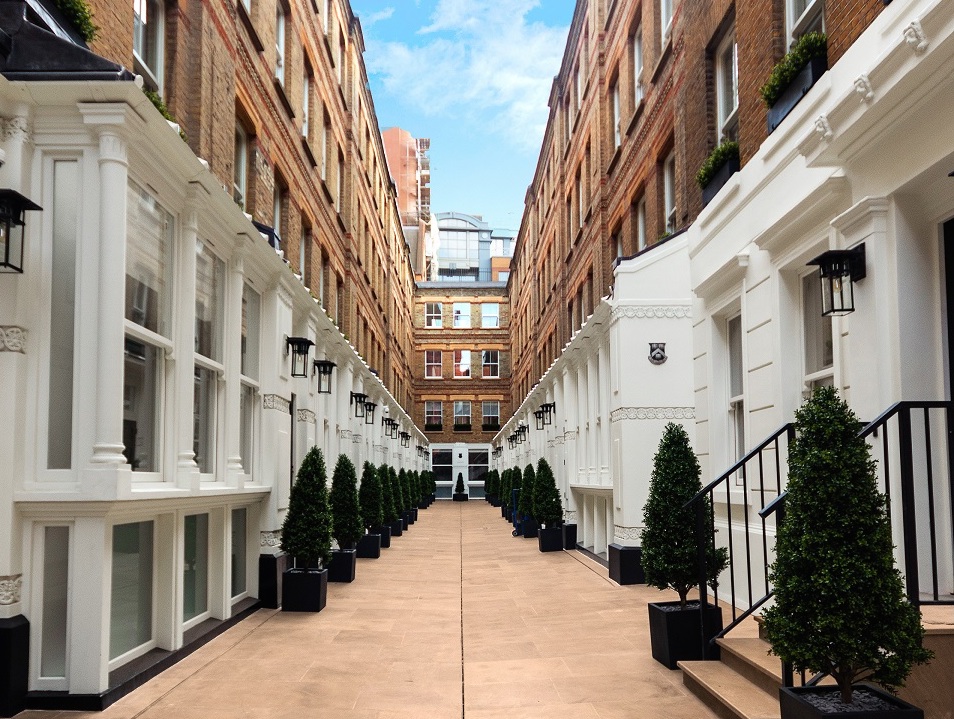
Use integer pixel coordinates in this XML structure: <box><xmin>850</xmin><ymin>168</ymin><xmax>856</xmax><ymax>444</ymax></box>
<box><xmin>807</xmin><ymin>244</ymin><xmax>866</xmax><ymax>316</ymax></box>
<box><xmin>400</xmin><ymin>431</ymin><xmax>410</xmax><ymax>448</ymax></box>
<box><xmin>541</xmin><ymin>402</ymin><xmax>556</xmax><ymax>425</ymax></box>
<box><xmin>313</xmin><ymin>359</ymin><xmax>336</xmax><ymax>394</ymax></box>
<box><xmin>285</xmin><ymin>336</ymin><xmax>314</xmax><ymax>378</ymax></box>
<box><xmin>364</xmin><ymin>400</ymin><xmax>377</xmax><ymax>424</ymax></box>
<box><xmin>534</xmin><ymin>408</ymin><xmax>546</xmax><ymax>431</ymax></box>
<box><xmin>0</xmin><ymin>189</ymin><xmax>42</xmax><ymax>274</ymax></box>
<box><xmin>350</xmin><ymin>391</ymin><xmax>368</xmax><ymax>418</ymax></box>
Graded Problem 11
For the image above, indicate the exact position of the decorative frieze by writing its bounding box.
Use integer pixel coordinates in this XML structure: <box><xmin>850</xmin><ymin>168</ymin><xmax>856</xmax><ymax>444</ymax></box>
<box><xmin>0</xmin><ymin>326</ymin><xmax>27</xmax><ymax>353</ymax></box>
<box><xmin>612</xmin><ymin>305</ymin><xmax>691</xmax><ymax>321</ymax></box>
<box><xmin>814</xmin><ymin>115</ymin><xmax>833</xmax><ymax>142</ymax></box>
<box><xmin>564</xmin><ymin>510</ymin><xmax>577</xmax><ymax>523</ymax></box>
<box><xmin>297</xmin><ymin>409</ymin><xmax>316</xmax><ymax>424</ymax></box>
<box><xmin>614</xmin><ymin>525</ymin><xmax>642</xmax><ymax>542</ymax></box>
<box><xmin>0</xmin><ymin>575</ymin><xmax>23</xmax><ymax>605</ymax></box>
<box><xmin>854</xmin><ymin>74</ymin><xmax>873</xmax><ymax>103</ymax></box>
<box><xmin>263</xmin><ymin>394</ymin><xmax>290</xmax><ymax>412</ymax></box>
<box><xmin>610</xmin><ymin>407</ymin><xmax>695</xmax><ymax>422</ymax></box>
<box><xmin>339</xmin><ymin>429</ymin><xmax>352</xmax><ymax>440</ymax></box>
<box><xmin>903</xmin><ymin>21</ymin><xmax>928</xmax><ymax>55</ymax></box>
<box><xmin>260</xmin><ymin>531</ymin><xmax>281</xmax><ymax>548</ymax></box>
<box><xmin>352</xmin><ymin>434</ymin><xmax>362</xmax><ymax>443</ymax></box>
<box><xmin>1</xmin><ymin>116</ymin><xmax>29</xmax><ymax>142</ymax></box>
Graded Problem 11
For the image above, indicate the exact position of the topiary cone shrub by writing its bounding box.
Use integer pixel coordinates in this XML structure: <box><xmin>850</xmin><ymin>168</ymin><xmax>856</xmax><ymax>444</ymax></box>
<box><xmin>519</xmin><ymin>464</ymin><xmax>536</xmax><ymax>519</ymax></box>
<box><xmin>533</xmin><ymin>458</ymin><xmax>563</xmax><ymax>528</ymax></box>
<box><xmin>378</xmin><ymin>463</ymin><xmax>399</xmax><ymax>524</ymax></box>
<box><xmin>398</xmin><ymin>469</ymin><xmax>410</xmax><ymax>512</ymax></box>
<box><xmin>330</xmin><ymin>454</ymin><xmax>364</xmax><ymax>549</ymax></box>
<box><xmin>359</xmin><ymin>462</ymin><xmax>384</xmax><ymax>530</ymax></box>
<box><xmin>641</xmin><ymin>423</ymin><xmax>727</xmax><ymax>607</ymax></box>
<box><xmin>511</xmin><ymin>466</ymin><xmax>522</xmax><ymax>507</ymax></box>
<box><xmin>500</xmin><ymin>469</ymin><xmax>511</xmax><ymax>511</ymax></box>
<box><xmin>280</xmin><ymin>447</ymin><xmax>332</xmax><ymax>568</ymax></box>
<box><xmin>390</xmin><ymin>466</ymin><xmax>404</xmax><ymax>514</ymax></box>
<box><xmin>762</xmin><ymin>387</ymin><xmax>932</xmax><ymax>705</ymax></box>
<box><xmin>454</xmin><ymin>473</ymin><xmax>465</xmax><ymax>494</ymax></box>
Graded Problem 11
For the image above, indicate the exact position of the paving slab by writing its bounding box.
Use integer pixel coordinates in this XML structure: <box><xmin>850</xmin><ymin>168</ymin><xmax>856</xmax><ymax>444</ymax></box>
<box><xmin>18</xmin><ymin>501</ymin><xmax>719</xmax><ymax>719</ymax></box>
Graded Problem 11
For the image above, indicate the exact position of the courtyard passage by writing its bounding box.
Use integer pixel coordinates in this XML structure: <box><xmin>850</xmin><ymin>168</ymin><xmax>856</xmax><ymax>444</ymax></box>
<box><xmin>20</xmin><ymin>502</ymin><xmax>718</xmax><ymax>719</ymax></box>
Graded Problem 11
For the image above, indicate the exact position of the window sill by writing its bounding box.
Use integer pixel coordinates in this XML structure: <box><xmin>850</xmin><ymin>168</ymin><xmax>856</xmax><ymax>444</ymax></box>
<box><xmin>626</xmin><ymin>99</ymin><xmax>645</xmax><ymax>135</ymax></box>
<box><xmin>273</xmin><ymin>78</ymin><xmax>296</xmax><ymax>119</ymax></box>
<box><xmin>607</xmin><ymin>145</ymin><xmax>622</xmax><ymax>175</ymax></box>
<box><xmin>236</xmin><ymin>2</ymin><xmax>265</xmax><ymax>53</ymax></box>
<box><xmin>650</xmin><ymin>35</ymin><xmax>673</xmax><ymax>85</ymax></box>
<box><xmin>301</xmin><ymin>136</ymin><xmax>317</xmax><ymax>168</ymax></box>
<box><xmin>453</xmin><ymin>424</ymin><xmax>472</xmax><ymax>432</ymax></box>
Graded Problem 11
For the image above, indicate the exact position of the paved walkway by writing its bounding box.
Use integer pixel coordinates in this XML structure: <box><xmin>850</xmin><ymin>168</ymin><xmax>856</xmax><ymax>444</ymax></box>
<box><xmin>20</xmin><ymin>502</ymin><xmax>719</xmax><ymax>719</ymax></box>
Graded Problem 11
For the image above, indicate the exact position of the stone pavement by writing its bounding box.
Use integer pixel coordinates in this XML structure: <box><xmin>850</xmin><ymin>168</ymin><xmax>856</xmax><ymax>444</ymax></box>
<box><xmin>18</xmin><ymin>501</ymin><xmax>719</xmax><ymax>719</ymax></box>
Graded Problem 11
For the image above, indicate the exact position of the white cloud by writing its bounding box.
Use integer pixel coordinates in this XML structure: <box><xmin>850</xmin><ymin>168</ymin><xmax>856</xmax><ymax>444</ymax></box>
<box><xmin>363</xmin><ymin>7</ymin><xmax>395</xmax><ymax>25</ymax></box>
<box><xmin>362</xmin><ymin>0</ymin><xmax>567</xmax><ymax>152</ymax></box>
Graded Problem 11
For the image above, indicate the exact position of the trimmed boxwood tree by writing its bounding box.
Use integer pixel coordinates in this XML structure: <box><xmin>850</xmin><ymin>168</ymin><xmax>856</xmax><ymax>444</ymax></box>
<box><xmin>533</xmin><ymin>458</ymin><xmax>563</xmax><ymax>527</ymax></box>
<box><xmin>280</xmin><ymin>447</ymin><xmax>332</xmax><ymax>568</ymax></box>
<box><xmin>519</xmin><ymin>464</ymin><xmax>536</xmax><ymax>520</ymax></box>
<box><xmin>329</xmin><ymin>454</ymin><xmax>363</xmax><ymax>549</ymax></box>
<box><xmin>454</xmin><ymin>473</ymin><xmax>465</xmax><ymax>494</ymax></box>
<box><xmin>500</xmin><ymin>469</ymin><xmax>512</xmax><ymax>512</ymax></box>
<box><xmin>762</xmin><ymin>387</ymin><xmax>932</xmax><ymax>704</ymax></box>
<box><xmin>485</xmin><ymin>470</ymin><xmax>497</xmax><ymax>501</ymax></box>
<box><xmin>390</xmin><ymin>466</ymin><xmax>404</xmax><ymax>513</ymax></box>
<box><xmin>359</xmin><ymin>462</ymin><xmax>384</xmax><ymax>530</ymax></box>
<box><xmin>641</xmin><ymin>423</ymin><xmax>727</xmax><ymax>607</ymax></box>
<box><xmin>511</xmin><ymin>466</ymin><xmax>522</xmax><ymax>509</ymax></box>
<box><xmin>379</xmin><ymin>463</ymin><xmax>399</xmax><ymax>523</ymax></box>
<box><xmin>399</xmin><ymin>469</ymin><xmax>412</xmax><ymax>511</ymax></box>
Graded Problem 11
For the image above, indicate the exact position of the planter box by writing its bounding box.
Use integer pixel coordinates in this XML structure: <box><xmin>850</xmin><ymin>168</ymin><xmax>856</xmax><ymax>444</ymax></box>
<box><xmin>401</xmin><ymin>515</ymin><xmax>409</xmax><ymax>530</ymax></box>
<box><xmin>779</xmin><ymin>684</ymin><xmax>923</xmax><ymax>719</ymax></box>
<box><xmin>767</xmin><ymin>55</ymin><xmax>828</xmax><ymax>133</ymax></box>
<box><xmin>521</xmin><ymin>517</ymin><xmax>539</xmax><ymax>539</ymax></box>
<box><xmin>453</xmin><ymin>423</ymin><xmax>471</xmax><ymax>432</ymax></box>
<box><xmin>374</xmin><ymin>525</ymin><xmax>392</xmax><ymax>548</ymax></box>
<box><xmin>356</xmin><ymin>533</ymin><xmax>381</xmax><ymax>559</ymax></box>
<box><xmin>701</xmin><ymin>154</ymin><xmax>740</xmax><ymax>207</ymax></box>
<box><xmin>562</xmin><ymin>523</ymin><xmax>577</xmax><ymax>550</ymax></box>
<box><xmin>281</xmin><ymin>568</ymin><xmax>328</xmax><ymax>612</ymax></box>
<box><xmin>390</xmin><ymin>519</ymin><xmax>403</xmax><ymax>537</ymax></box>
<box><xmin>481</xmin><ymin>423</ymin><xmax>501</xmax><ymax>432</ymax></box>
<box><xmin>538</xmin><ymin>526</ymin><xmax>563</xmax><ymax>552</ymax></box>
<box><xmin>404</xmin><ymin>510</ymin><xmax>414</xmax><ymax>526</ymax></box>
<box><xmin>328</xmin><ymin>549</ymin><xmax>357</xmax><ymax>583</ymax></box>
<box><xmin>418</xmin><ymin>500</ymin><xmax>429</xmax><ymax>509</ymax></box>
<box><xmin>412</xmin><ymin>507</ymin><xmax>419</xmax><ymax>522</ymax></box>
<box><xmin>424</xmin><ymin>423</ymin><xmax>442</xmax><ymax>432</ymax></box>
<box><xmin>501</xmin><ymin>505</ymin><xmax>508</xmax><ymax>518</ymax></box>
<box><xmin>452</xmin><ymin>493</ymin><xmax>469</xmax><ymax>501</ymax></box>
<box><xmin>609</xmin><ymin>544</ymin><xmax>645</xmax><ymax>585</ymax></box>
<box><xmin>648</xmin><ymin>600</ymin><xmax>723</xmax><ymax>669</ymax></box>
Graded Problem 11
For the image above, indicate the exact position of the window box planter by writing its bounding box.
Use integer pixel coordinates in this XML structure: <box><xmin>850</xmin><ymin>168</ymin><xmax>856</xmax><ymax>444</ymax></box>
<box><xmin>327</xmin><ymin>548</ymin><xmax>356</xmax><ymax>583</ymax></box>
<box><xmin>356</xmin><ymin>532</ymin><xmax>381</xmax><ymax>559</ymax></box>
<box><xmin>648</xmin><ymin>600</ymin><xmax>723</xmax><ymax>669</ymax></box>
<box><xmin>453</xmin><ymin>423</ymin><xmax>472</xmax><ymax>432</ymax></box>
<box><xmin>538</xmin><ymin>526</ymin><xmax>563</xmax><ymax>552</ymax></box>
<box><xmin>779</xmin><ymin>684</ymin><xmax>923</xmax><ymax>719</ymax></box>
<box><xmin>281</xmin><ymin>568</ymin><xmax>328</xmax><ymax>612</ymax></box>
<box><xmin>481</xmin><ymin>422</ymin><xmax>501</xmax><ymax>432</ymax></box>
<box><xmin>424</xmin><ymin>423</ymin><xmax>442</xmax><ymax>432</ymax></box>
<box><xmin>767</xmin><ymin>54</ymin><xmax>827</xmax><ymax>133</ymax></box>
<box><xmin>700</xmin><ymin>153</ymin><xmax>740</xmax><ymax>207</ymax></box>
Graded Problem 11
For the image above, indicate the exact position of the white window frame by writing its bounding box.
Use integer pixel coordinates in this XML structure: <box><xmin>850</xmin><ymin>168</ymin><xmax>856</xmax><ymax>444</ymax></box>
<box><xmin>454</xmin><ymin>401</ymin><xmax>472</xmax><ymax>426</ymax></box>
<box><xmin>801</xmin><ymin>271</ymin><xmax>835</xmax><ymax>393</ymax></box>
<box><xmin>425</xmin><ymin>401</ymin><xmax>442</xmax><ymax>426</ymax></box>
<box><xmin>633</xmin><ymin>27</ymin><xmax>644</xmax><ymax>104</ymax></box>
<box><xmin>275</xmin><ymin>3</ymin><xmax>286</xmax><ymax>86</ymax></box>
<box><xmin>727</xmin><ymin>313</ymin><xmax>745</xmax><ymax>484</ymax></box>
<box><xmin>663</xmin><ymin>151</ymin><xmax>676</xmax><ymax>234</ymax></box>
<box><xmin>453</xmin><ymin>302</ymin><xmax>471</xmax><ymax>329</ymax></box>
<box><xmin>661</xmin><ymin>0</ymin><xmax>674</xmax><ymax>41</ymax></box>
<box><xmin>233</xmin><ymin>123</ymin><xmax>248</xmax><ymax>209</ymax></box>
<box><xmin>481</xmin><ymin>303</ymin><xmax>499</xmax><ymax>329</ymax></box>
<box><xmin>789</xmin><ymin>0</ymin><xmax>824</xmax><ymax>42</ymax></box>
<box><xmin>481</xmin><ymin>350</ymin><xmax>500</xmax><ymax>379</ymax></box>
<box><xmin>302</xmin><ymin>67</ymin><xmax>311</xmax><ymax>139</ymax></box>
<box><xmin>425</xmin><ymin>302</ymin><xmax>443</xmax><ymax>328</ymax></box>
<box><xmin>107</xmin><ymin>520</ymin><xmax>157</xmax><ymax>670</ymax></box>
<box><xmin>715</xmin><ymin>30</ymin><xmax>739</xmax><ymax>141</ymax></box>
<box><xmin>425</xmin><ymin>350</ymin><xmax>442</xmax><ymax>378</ymax></box>
<box><xmin>482</xmin><ymin>400</ymin><xmax>500</xmax><ymax>427</ymax></box>
<box><xmin>611</xmin><ymin>78</ymin><xmax>621</xmax><ymax>150</ymax></box>
<box><xmin>454</xmin><ymin>349</ymin><xmax>471</xmax><ymax>378</ymax></box>
<box><xmin>133</xmin><ymin>0</ymin><xmax>164</xmax><ymax>93</ymax></box>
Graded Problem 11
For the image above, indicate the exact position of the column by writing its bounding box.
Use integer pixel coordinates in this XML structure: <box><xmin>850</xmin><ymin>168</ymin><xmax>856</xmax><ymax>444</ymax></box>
<box><xmin>586</xmin><ymin>351</ymin><xmax>599</xmax><ymax>483</ymax></box>
<box><xmin>598</xmin><ymin>338</ymin><xmax>612</xmax><ymax>484</ymax></box>
<box><xmin>175</xmin><ymin>197</ymin><xmax>199</xmax><ymax>490</ymax></box>
<box><xmin>224</xmin><ymin>249</ymin><xmax>247</xmax><ymax>486</ymax></box>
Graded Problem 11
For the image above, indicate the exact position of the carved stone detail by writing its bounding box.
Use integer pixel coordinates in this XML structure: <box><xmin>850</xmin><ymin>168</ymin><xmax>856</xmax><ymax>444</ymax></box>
<box><xmin>352</xmin><ymin>434</ymin><xmax>362</xmax><ymax>443</ymax></box>
<box><xmin>563</xmin><ymin>430</ymin><xmax>578</xmax><ymax>441</ymax></box>
<box><xmin>263</xmin><ymin>394</ymin><xmax>290</xmax><ymax>412</ymax></box>
<box><xmin>854</xmin><ymin>74</ymin><xmax>874</xmax><ymax>103</ymax></box>
<box><xmin>814</xmin><ymin>115</ymin><xmax>833</xmax><ymax>141</ymax></box>
<box><xmin>614</xmin><ymin>525</ymin><xmax>642</xmax><ymax>541</ymax></box>
<box><xmin>0</xmin><ymin>326</ymin><xmax>27</xmax><ymax>353</ymax></box>
<box><xmin>260</xmin><ymin>531</ymin><xmax>281</xmax><ymax>548</ymax></box>
<box><xmin>903</xmin><ymin>21</ymin><xmax>928</xmax><ymax>55</ymax></box>
<box><xmin>1</xmin><ymin>117</ymin><xmax>28</xmax><ymax>142</ymax></box>
<box><xmin>612</xmin><ymin>305</ymin><xmax>691</xmax><ymax>320</ymax></box>
<box><xmin>610</xmin><ymin>407</ymin><xmax>695</xmax><ymax>422</ymax></box>
<box><xmin>0</xmin><ymin>575</ymin><xmax>23</xmax><ymax>604</ymax></box>
<box><xmin>297</xmin><ymin>409</ymin><xmax>316</xmax><ymax>424</ymax></box>
<box><xmin>339</xmin><ymin>429</ymin><xmax>352</xmax><ymax>440</ymax></box>
<box><xmin>564</xmin><ymin>510</ymin><xmax>577</xmax><ymax>523</ymax></box>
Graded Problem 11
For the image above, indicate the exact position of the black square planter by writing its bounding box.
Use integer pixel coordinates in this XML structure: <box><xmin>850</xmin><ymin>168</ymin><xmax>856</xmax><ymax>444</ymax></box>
<box><xmin>391</xmin><ymin>519</ymin><xmax>403</xmax><ymax>537</ymax></box>
<box><xmin>418</xmin><ymin>500</ymin><xmax>429</xmax><ymax>510</ymax></box>
<box><xmin>0</xmin><ymin>615</ymin><xmax>29</xmax><ymax>718</ymax></box>
<box><xmin>779</xmin><ymin>684</ymin><xmax>923</xmax><ymax>719</ymax></box>
<box><xmin>521</xmin><ymin>517</ymin><xmax>539</xmax><ymax>539</ymax></box>
<box><xmin>404</xmin><ymin>510</ymin><xmax>414</xmax><ymax>526</ymax></box>
<box><xmin>562</xmin><ymin>523</ymin><xmax>577</xmax><ymax>550</ymax></box>
<box><xmin>608</xmin><ymin>544</ymin><xmax>645</xmax><ymax>585</ymax></box>
<box><xmin>701</xmin><ymin>155</ymin><xmax>740</xmax><ymax>207</ymax></box>
<box><xmin>452</xmin><ymin>493</ymin><xmax>469</xmax><ymax>501</ymax></box>
<box><xmin>375</xmin><ymin>525</ymin><xmax>392</xmax><ymax>548</ymax></box>
<box><xmin>767</xmin><ymin>55</ymin><xmax>828</xmax><ymax>133</ymax></box>
<box><xmin>328</xmin><ymin>549</ymin><xmax>357</xmax><ymax>582</ymax></box>
<box><xmin>281</xmin><ymin>568</ymin><xmax>328</xmax><ymax>612</ymax></box>
<box><xmin>648</xmin><ymin>601</ymin><xmax>723</xmax><ymax>669</ymax></box>
<box><xmin>356</xmin><ymin>533</ymin><xmax>381</xmax><ymax>559</ymax></box>
<box><xmin>401</xmin><ymin>515</ymin><xmax>409</xmax><ymax>530</ymax></box>
<box><xmin>538</xmin><ymin>527</ymin><xmax>563</xmax><ymax>552</ymax></box>
<box><xmin>412</xmin><ymin>507</ymin><xmax>418</xmax><ymax>522</ymax></box>
<box><xmin>501</xmin><ymin>505</ymin><xmax>508</xmax><ymax>518</ymax></box>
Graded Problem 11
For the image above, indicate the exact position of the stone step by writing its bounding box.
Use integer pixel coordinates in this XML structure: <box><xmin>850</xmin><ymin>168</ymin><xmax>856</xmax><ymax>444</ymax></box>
<box><xmin>716</xmin><ymin>637</ymin><xmax>784</xmax><ymax>697</ymax></box>
<box><xmin>679</xmin><ymin>659</ymin><xmax>782</xmax><ymax>719</ymax></box>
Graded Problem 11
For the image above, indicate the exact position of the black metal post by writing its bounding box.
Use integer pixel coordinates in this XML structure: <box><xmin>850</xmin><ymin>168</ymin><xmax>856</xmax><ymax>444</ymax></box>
<box><xmin>695</xmin><ymin>499</ymin><xmax>710</xmax><ymax>660</ymax></box>
<box><xmin>897</xmin><ymin>407</ymin><xmax>921</xmax><ymax>606</ymax></box>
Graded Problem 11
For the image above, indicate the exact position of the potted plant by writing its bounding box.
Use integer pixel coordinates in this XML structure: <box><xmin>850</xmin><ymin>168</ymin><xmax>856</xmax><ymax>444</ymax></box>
<box><xmin>499</xmin><ymin>469</ymin><xmax>512</xmax><ymax>518</ymax></box>
<box><xmin>398</xmin><ymin>469</ymin><xmax>414</xmax><ymax>525</ymax></box>
<box><xmin>280</xmin><ymin>446</ymin><xmax>332</xmax><ymax>612</ymax></box>
<box><xmin>696</xmin><ymin>140</ymin><xmax>740</xmax><ymax>207</ymax></box>
<box><xmin>452</xmin><ymin>472</ymin><xmax>468</xmax><ymax>501</ymax></box>
<box><xmin>415</xmin><ymin>471</ymin><xmax>428</xmax><ymax>509</ymax></box>
<box><xmin>509</xmin><ymin>466</ymin><xmax>523</xmax><ymax>531</ymax></box>
<box><xmin>763</xmin><ymin>387</ymin><xmax>932</xmax><ymax>718</ymax></box>
<box><xmin>328</xmin><ymin>454</ymin><xmax>363</xmax><ymax>582</ymax></box>
<box><xmin>641</xmin><ymin>423</ymin><xmax>728</xmax><ymax>668</ymax></box>
<box><xmin>519</xmin><ymin>463</ymin><xmax>539</xmax><ymax>538</ymax></box>
<box><xmin>358</xmin><ymin>461</ymin><xmax>386</xmax><ymax>554</ymax></box>
<box><xmin>390</xmin><ymin>466</ymin><xmax>408</xmax><ymax>529</ymax></box>
<box><xmin>533</xmin><ymin>458</ymin><xmax>563</xmax><ymax>552</ymax></box>
<box><xmin>761</xmin><ymin>32</ymin><xmax>827</xmax><ymax>133</ymax></box>
<box><xmin>379</xmin><ymin>463</ymin><xmax>402</xmax><ymax>537</ymax></box>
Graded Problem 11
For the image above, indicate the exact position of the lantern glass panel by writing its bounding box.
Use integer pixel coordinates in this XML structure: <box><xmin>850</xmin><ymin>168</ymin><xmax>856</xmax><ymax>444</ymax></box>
<box><xmin>364</xmin><ymin>402</ymin><xmax>376</xmax><ymax>424</ymax></box>
<box><xmin>287</xmin><ymin>339</ymin><xmax>312</xmax><ymax>378</ymax></box>
<box><xmin>534</xmin><ymin>410</ymin><xmax>545</xmax><ymax>431</ymax></box>
<box><xmin>0</xmin><ymin>215</ymin><xmax>24</xmax><ymax>273</ymax></box>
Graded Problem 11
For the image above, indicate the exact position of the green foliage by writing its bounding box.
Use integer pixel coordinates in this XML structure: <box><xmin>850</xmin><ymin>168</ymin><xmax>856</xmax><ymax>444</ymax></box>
<box><xmin>389</xmin><ymin>466</ymin><xmax>404</xmax><ymax>515</ymax></box>
<box><xmin>409</xmin><ymin>471</ymin><xmax>419</xmax><ymax>505</ymax></box>
<box><xmin>329</xmin><ymin>454</ymin><xmax>363</xmax><ymax>546</ymax></box>
<box><xmin>500</xmin><ymin>469</ymin><xmax>512</xmax><ymax>509</ymax></box>
<box><xmin>378</xmin><ymin>463</ymin><xmax>399</xmax><ymax>523</ymax></box>
<box><xmin>518</xmin><ymin>464</ymin><xmax>536</xmax><ymax>518</ymax></box>
<box><xmin>142</xmin><ymin>88</ymin><xmax>187</xmax><ymax>142</ymax></box>
<box><xmin>533</xmin><ymin>459</ymin><xmax>563</xmax><ymax>528</ymax></box>
<box><xmin>398</xmin><ymin>469</ymin><xmax>411</xmax><ymax>511</ymax></box>
<box><xmin>511</xmin><ymin>466</ymin><xmax>522</xmax><ymax>494</ymax></box>
<box><xmin>425</xmin><ymin>470</ymin><xmax>436</xmax><ymax>496</ymax></box>
<box><xmin>759</xmin><ymin>32</ymin><xmax>827</xmax><ymax>108</ymax></box>
<box><xmin>695</xmin><ymin>141</ymin><xmax>739</xmax><ymax>189</ymax></box>
<box><xmin>280</xmin><ymin>447</ymin><xmax>332</xmax><ymax>568</ymax></box>
<box><xmin>454</xmin><ymin>473</ymin><xmax>465</xmax><ymax>494</ymax></box>
<box><xmin>762</xmin><ymin>387</ymin><xmax>932</xmax><ymax>703</ymax></box>
<box><xmin>641</xmin><ymin>423</ymin><xmax>727</xmax><ymax>607</ymax></box>
<box><xmin>359</xmin><ymin>462</ymin><xmax>384</xmax><ymax>529</ymax></box>
<box><xmin>485</xmin><ymin>470</ymin><xmax>498</xmax><ymax>499</ymax></box>
<box><xmin>54</xmin><ymin>0</ymin><xmax>97</xmax><ymax>42</ymax></box>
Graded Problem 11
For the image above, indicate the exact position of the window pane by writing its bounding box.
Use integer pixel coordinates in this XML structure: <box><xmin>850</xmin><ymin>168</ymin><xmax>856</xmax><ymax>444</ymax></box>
<box><xmin>123</xmin><ymin>338</ymin><xmax>161</xmax><ymax>472</ymax></box>
<box><xmin>454</xmin><ymin>350</ymin><xmax>471</xmax><ymax>378</ymax></box>
<box><xmin>454</xmin><ymin>401</ymin><xmax>471</xmax><ymax>424</ymax></box>
<box><xmin>195</xmin><ymin>241</ymin><xmax>225</xmax><ymax>361</ymax></box>
<box><xmin>453</xmin><ymin>303</ymin><xmax>471</xmax><ymax>328</ymax></box>
<box><xmin>728</xmin><ymin>315</ymin><xmax>743</xmax><ymax>399</ymax></box>
<box><xmin>41</xmin><ymin>526</ymin><xmax>69</xmax><ymax>678</ymax></box>
<box><xmin>241</xmin><ymin>284</ymin><xmax>260</xmax><ymax>379</ymax></box>
<box><xmin>481</xmin><ymin>303</ymin><xmax>499</xmax><ymax>328</ymax></box>
<box><xmin>133</xmin><ymin>0</ymin><xmax>161</xmax><ymax>78</ymax></box>
<box><xmin>482</xmin><ymin>400</ymin><xmax>500</xmax><ymax>424</ymax></box>
<box><xmin>193</xmin><ymin>366</ymin><xmax>217</xmax><ymax>474</ymax></box>
<box><xmin>110</xmin><ymin>521</ymin><xmax>153</xmax><ymax>660</ymax></box>
<box><xmin>183</xmin><ymin>514</ymin><xmax>209</xmax><ymax>621</ymax></box>
<box><xmin>126</xmin><ymin>182</ymin><xmax>174</xmax><ymax>337</ymax></box>
<box><xmin>231</xmin><ymin>508</ymin><xmax>247</xmax><ymax>598</ymax></box>
<box><xmin>425</xmin><ymin>401</ymin><xmax>442</xmax><ymax>424</ymax></box>
<box><xmin>803</xmin><ymin>273</ymin><xmax>833</xmax><ymax>375</ymax></box>
<box><xmin>240</xmin><ymin>384</ymin><xmax>255</xmax><ymax>473</ymax></box>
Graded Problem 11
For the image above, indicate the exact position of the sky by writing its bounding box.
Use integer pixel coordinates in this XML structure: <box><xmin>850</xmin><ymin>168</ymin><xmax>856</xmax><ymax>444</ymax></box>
<box><xmin>350</xmin><ymin>0</ymin><xmax>572</xmax><ymax>232</ymax></box>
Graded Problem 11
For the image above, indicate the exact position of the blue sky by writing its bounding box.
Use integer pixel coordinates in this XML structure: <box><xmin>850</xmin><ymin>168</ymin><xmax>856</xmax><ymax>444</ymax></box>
<box><xmin>350</xmin><ymin>1</ymin><xmax>572</xmax><ymax>231</ymax></box>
